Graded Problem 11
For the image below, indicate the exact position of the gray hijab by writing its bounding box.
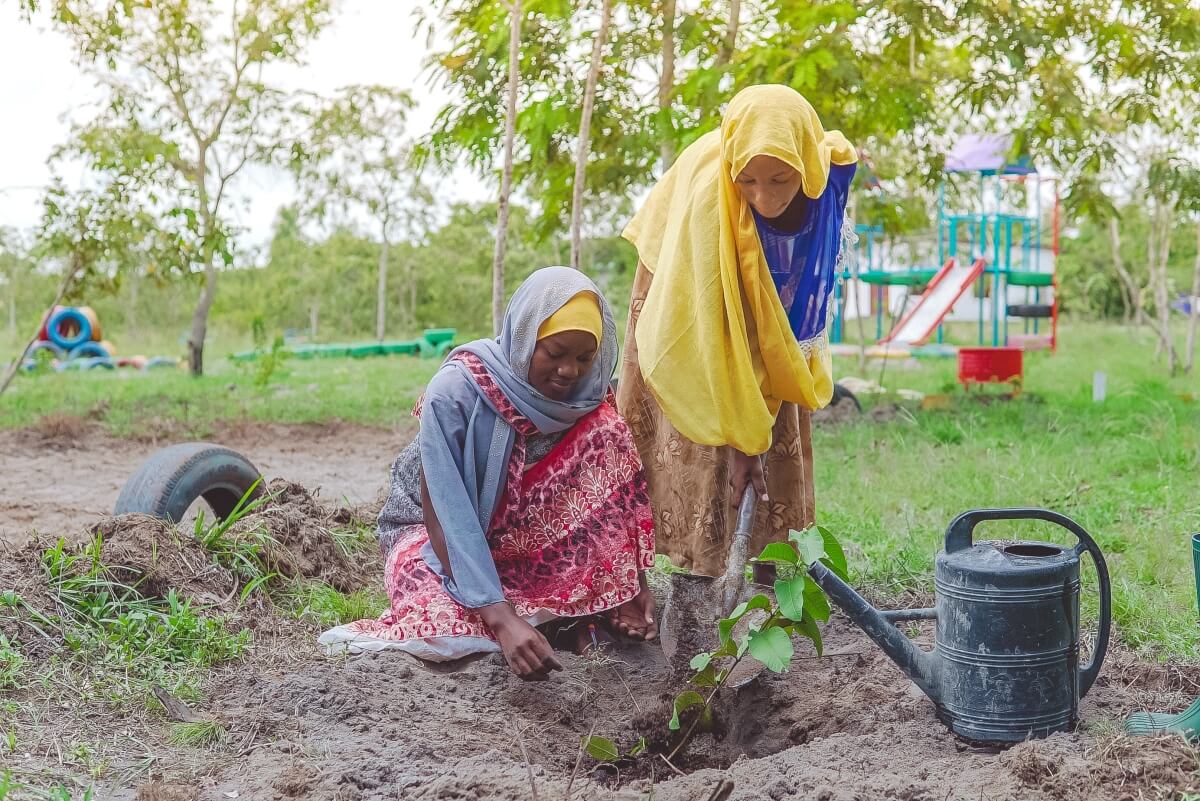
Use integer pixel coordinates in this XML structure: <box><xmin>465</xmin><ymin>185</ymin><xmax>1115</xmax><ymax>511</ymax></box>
<box><xmin>416</xmin><ymin>266</ymin><xmax>618</xmax><ymax>608</ymax></box>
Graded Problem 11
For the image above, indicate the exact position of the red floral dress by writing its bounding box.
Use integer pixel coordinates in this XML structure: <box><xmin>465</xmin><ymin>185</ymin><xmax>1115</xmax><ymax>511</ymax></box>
<box><xmin>329</xmin><ymin>353</ymin><xmax>655</xmax><ymax>658</ymax></box>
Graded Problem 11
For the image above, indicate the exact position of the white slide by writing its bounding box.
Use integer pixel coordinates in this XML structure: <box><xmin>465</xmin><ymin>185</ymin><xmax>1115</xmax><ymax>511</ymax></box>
<box><xmin>883</xmin><ymin>258</ymin><xmax>986</xmax><ymax>346</ymax></box>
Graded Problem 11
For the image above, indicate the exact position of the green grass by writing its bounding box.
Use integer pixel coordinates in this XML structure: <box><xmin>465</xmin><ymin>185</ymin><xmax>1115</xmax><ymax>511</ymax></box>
<box><xmin>280</xmin><ymin>581</ymin><xmax>388</xmax><ymax>628</ymax></box>
<box><xmin>817</xmin><ymin>321</ymin><xmax>1200</xmax><ymax>659</ymax></box>
<box><xmin>0</xmin><ymin>636</ymin><xmax>24</xmax><ymax>691</ymax></box>
<box><xmin>166</xmin><ymin>721</ymin><xmax>227</xmax><ymax>748</ymax></box>
<box><xmin>0</xmin><ymin>352</ymin><xmax>439</xmax><ymax>434</ymax></box>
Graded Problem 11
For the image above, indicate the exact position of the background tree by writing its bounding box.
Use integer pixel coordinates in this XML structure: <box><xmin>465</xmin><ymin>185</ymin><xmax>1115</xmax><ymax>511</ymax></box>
<box><xmin>569</xmin><ymin>0</ymin><xmax>613</xmax><ymax>269</ymax></box>
<box><xmin>294</xmin><ymin>85</ymin><xmax>432</xmax><ymax>340</ymax></box>
<box><xmin>33</xmin><ymin>0</ymin><xmax>332</xmax><ymax>376</ymax></box>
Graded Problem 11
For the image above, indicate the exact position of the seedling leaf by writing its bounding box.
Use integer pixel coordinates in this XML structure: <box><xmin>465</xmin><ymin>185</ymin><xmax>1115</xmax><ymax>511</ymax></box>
<box><xmin>747</xmin><ymin>625</ymin><xmax>793</xmax><ymax>673</ymax></box>
<box><xmin>689</xmin><ymin>652</ymin><xmax>712</xmax><ymax>671</ymax></box>
<box><xmin>789</xmin><ymin>528</ymin><xmax>828</xmax><ymax>566</ymax></box>
<box><xmin>791</xmin><ymin>615</ymin><xmax>824</xmax><ymax>656</ymax></box>
<box><xmin>816</xmin><ymin>525</ymin><xmax>849</xmax><ymax>581</ymax></box>
<box><xmin>669</xmin><ymin>691</ymin><xmax>705</xmax><ymax>731</ymax></box>
<box><xmin>584</xmin><ymin>735</ymin><xmax>620</xmax><ymax>762</ymax></box>
<box><xmin>754</xmin><ymin>542</ymin><xmax>799</xmax><ymax>566</ymax></box>
<box><xmin>774</xmin><ymin>576</ymin><xmax>806</xmax><ymax>622</ymax></box>
<box><xmin>803</xmin><ymin>577</ymin><xmax>831</xmax><ymax>623</ymax></box>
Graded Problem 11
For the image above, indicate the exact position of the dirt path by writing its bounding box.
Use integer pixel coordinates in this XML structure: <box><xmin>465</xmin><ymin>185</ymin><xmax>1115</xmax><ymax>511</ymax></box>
<box><xmin>0</xmin><ymin>419</ymin><xmax>414</xmax><ymax>545</ymax></box>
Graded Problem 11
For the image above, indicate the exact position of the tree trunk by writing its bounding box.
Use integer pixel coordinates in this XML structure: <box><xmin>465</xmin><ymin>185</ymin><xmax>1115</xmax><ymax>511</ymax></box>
<box><xmin>0</xmin><ymin>255</ymin><xmax>83</xmax><ymax>397</ymax></box>
<box><xmin>1108</xmin><ymin>216</ymin><xmax>1139</xmax><ymax>326</ymax></box>
<box><xmin>658</xmin><ymin>0</ymin><xmax>676</xmax><ymax>169</ymax></box>
<box><xmin>492</xmin><ymin>0</ymin><xmax>522</xmax><ymax>334</ymax></box>
<box><xmin>1147</xmin><ymin>200</ymin><xmax>1178</xmax><ymax>372</ymax></box>
<box><xmin>717</xmin><ymin>0</ymin><xmax>741</xmax><ymax>66</ymax></box>
<box><xmin>187</xmin><ymin>256</ymin><xmax>218</xmax><ymax>377</ymax></box>
<box><xmin>376</xmin><ymin>235</ymin><xmax>390</xmax><ymax>341</ymax></box>
<box><xmin>570</xmin><ymin>0</ymin><xmax>614</xmax><ymax>271</ymax></box>
<box><xmin>1185</xmin><ymin>220</ymin><xmax>1200</xmax><ymax>373</ymax></box>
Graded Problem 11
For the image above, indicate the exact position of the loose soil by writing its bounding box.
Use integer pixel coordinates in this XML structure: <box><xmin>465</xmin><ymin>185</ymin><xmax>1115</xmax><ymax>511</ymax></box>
<box><xmin>0</xmin><ymin>418</ymin><xmax>411</xmax><ymax>546</ymax></box>
<box><xmin>3</xmin><ymin>421</ymin><xmax>1199</xmax><ymax>800</ymax></box>
<box><xmin>113</xmin><ymin>615</ymin><xmax>1200</xmax><ymax>801</ymax></box>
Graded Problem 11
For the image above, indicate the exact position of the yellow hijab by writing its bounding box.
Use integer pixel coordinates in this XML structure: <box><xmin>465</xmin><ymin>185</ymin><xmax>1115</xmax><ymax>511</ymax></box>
<box><xmin>622</xmin><ymin>85</ymin><xmax>857</xmax><ymax>455</ymax></box>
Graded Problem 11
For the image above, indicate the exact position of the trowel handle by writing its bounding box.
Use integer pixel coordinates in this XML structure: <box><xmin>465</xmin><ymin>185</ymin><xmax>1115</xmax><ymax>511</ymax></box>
<box><xmin>944</xmin><ymin>507</ymin><xmax>1112</xmax><ymax>697</ymax></box>
<box><xmin>733</xmin><ymin>484</ymin><xmax>757</xmax><ymax>542</ymax></box>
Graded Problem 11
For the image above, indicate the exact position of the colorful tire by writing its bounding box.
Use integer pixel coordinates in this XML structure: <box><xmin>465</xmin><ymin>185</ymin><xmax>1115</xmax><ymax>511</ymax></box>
<box><xmin>114</xmin><ymin>443</ymin><xmax>263</xmax><ymax>523</ymax></box>
<box><xmin>46</xmin><ymin>308</ymin><xmax>93</xmax><ymax>349</ymax></box>
<box><xmin>77</xmin><ymin>306</ymin><xmax>102</xmax><ymax>341</ymax></box>
<box><xmin>28</xmin><ymin>341</ymin><xmax>66</xmax><ymax>361</ymax></box>
<box><xmin>82</xmin><ymin>357</ymin><xmax>115</xmax><ymax>370</ymax></box>
<box><xmin>98</xmin><ymin>339</ymin><xmax>116</xmax><ymax>356</ymax></box>
<box><xmin>349</xmin><ymin>344</ymin><xmax>384</xmax><ymax>358</ymax></box>
<box><xmin>143</xmin><ymin>357</ymin><xmax>179</xmax><ymax>370</ymax></box>
<box><xmin>37</xmin><ymin>305</ymin><xmax>66</xmax><ymax>342</ymax></box>
<box><xmin>69</xmin><ymin>341</ymin><xmax>110</xmax><ymax>360</ymax></box>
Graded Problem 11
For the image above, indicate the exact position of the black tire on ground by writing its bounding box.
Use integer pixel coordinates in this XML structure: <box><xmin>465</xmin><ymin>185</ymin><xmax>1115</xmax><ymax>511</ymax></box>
<box><xmin>114</xmin><ymin>443</ymin><xmax>263</xmax><ymax>523</ymax></box>
<box><xmin>1006</xmin><ymin>303</ymin><xmax>1054</xmax><ymax>319</ymax></box>
<box><xmin>831</xmin><ymin>382</ymin><xmax>863</xmax><ymax>411</ymax></box>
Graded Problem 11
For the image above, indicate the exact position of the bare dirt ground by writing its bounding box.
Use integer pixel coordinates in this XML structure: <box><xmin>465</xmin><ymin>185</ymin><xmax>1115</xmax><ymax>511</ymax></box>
<box><xmin>3</xmin><ymin>417</ymin><xmax>1199</xmax><ymax>800</ymax></box>
<box><xmin>0</xmin><ymin>418</ymin><xmax>413</xmax><ymax>546</ymax></box>
<box><xmin>129</xmin><ymin>615</ymin><xmax>1200</xmax><ymax>801</ymax></box>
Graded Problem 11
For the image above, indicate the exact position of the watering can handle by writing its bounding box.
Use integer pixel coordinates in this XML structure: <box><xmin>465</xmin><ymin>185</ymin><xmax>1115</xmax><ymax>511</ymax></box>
<box><xmin>944</xmin><ymin>508</ymin><xmax>1112</xmax><ymax>697</ymax></box>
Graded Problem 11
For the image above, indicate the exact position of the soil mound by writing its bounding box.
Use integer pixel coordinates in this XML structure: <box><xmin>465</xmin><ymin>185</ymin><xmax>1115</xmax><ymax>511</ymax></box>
<box><xmin>91</xmin><ymin>514</ymin><xmax>240</xmax><ymax>606</ymax></box>
<box><xmin>226</xmin><ymin>478</ymin><xmax>363</xmax><ymax>593</ymax></box>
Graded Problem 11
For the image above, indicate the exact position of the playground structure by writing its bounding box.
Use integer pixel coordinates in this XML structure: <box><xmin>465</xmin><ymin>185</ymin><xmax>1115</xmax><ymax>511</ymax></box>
<box><xmin>831</xmin><ymin>134</ymin><xmax>1060</xmax><ymax>363</ymax></box>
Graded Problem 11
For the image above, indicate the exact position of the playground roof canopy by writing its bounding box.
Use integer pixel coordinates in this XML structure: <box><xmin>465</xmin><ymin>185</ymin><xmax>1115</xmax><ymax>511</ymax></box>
<box><xmin>944</xmin><ymin>133</ymin><xmax>1037</xmax><ymax>176</ymax></box>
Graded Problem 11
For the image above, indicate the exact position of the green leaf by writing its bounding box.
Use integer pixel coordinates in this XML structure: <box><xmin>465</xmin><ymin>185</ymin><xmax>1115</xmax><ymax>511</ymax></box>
<box><xmin>774</xmin><ymin>576</ymin><xmax>806</xmax><ymax>622</ymax></box>
<box><xmin>718</xmin><ymin>593</ymin><xmax>772</xmax><ymax>643</ymax></box>
<box><xmin>816</xmin><ymin>526</ymin><xmax>849</xmax><ymax>581</ymax></box>
<box><xmin>584</xmin><ymin>735</ymin><xmax>619</xmax><ymax>763</ymax></box>
<box><xmin>689</xmin><ymin>652</ymin><xmax>712</xmax><ymax>671</ymax></box>
<box><xmin>629</xmin><ymin>737</ymin><xmax>648</xmax><ymax>757</ymax></box>
<box><xmin>747</xmin><ymin>626</ymin><xmax>793</xmax><ymax>673</ymax></box>
<box><xmin>754</xmin><ymin>541</ymin><xmax>799</xmax><ymax>565</ymax></box>
<box><xmin>791</xmin><ymin>616</ymin><xmax>824</xmax><ymax>657</ymax></box>
<box><xmin>789</xmin><ymin>528</ymin><xmax>828</xmax><ymax>566</ymax></box>
<box><xmin>669</xmin><ymin>691</ymin><xmax>706</xmax><ymax>731</ymax></box>
<box><xmin>690</xmin><ymin>664</ymin><xmax>719</xmax><ymax>688</ymax></box>
<box><xmin>803</xmin><ymin>578</ymin><xmax>832</xmax><ymax>623</ymax></box>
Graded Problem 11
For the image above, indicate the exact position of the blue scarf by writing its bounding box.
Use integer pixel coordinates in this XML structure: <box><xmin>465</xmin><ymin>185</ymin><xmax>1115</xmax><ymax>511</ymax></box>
<box><xmin>752</xmin><ymin>162</ymin><xmax>856</xmax><ymax>345</ymax></box>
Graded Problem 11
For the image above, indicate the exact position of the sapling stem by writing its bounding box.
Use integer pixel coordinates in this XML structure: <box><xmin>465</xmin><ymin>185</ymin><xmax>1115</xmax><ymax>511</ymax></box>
<box><xmin>666</xmin><ymin>609</ymin><xmax>783</xmax><ymax>762</ymax></box>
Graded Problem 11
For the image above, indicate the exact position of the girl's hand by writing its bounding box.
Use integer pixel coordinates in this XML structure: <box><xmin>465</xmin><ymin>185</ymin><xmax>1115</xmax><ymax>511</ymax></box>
<box><xmin>607</xmin><ymin>573</ymin><xmax>658</xmax><ymax>641</ymax></box>
<box><xmin>729</xmin><ymin>450</ymin><xmax>767</xmax><ymax>505</ymax></box>
<box><xmin>481</xmin><ymin>602</ymin><xmax>562</xmax><ymax>680</ymax></box>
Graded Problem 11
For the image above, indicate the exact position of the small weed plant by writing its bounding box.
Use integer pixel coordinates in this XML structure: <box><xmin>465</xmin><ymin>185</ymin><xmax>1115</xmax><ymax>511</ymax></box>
<box><xmin>191</xmin><ymin>478</ymin><xmax>279</xmax><ymax>600</ymax></box>
<box><xmin>0</xmin><ymin>636</ymin><xmax>24</xmax><ymax>691</ymax></box>
<box><xmin>586</xmin><ymin>526</ymin><xmax>848</xmax><ymax>764</ymax></box>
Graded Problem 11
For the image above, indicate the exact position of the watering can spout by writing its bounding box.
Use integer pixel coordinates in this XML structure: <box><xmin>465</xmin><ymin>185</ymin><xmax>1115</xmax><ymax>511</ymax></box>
<box><xmin>807</xmin><ymin>561</ymin><xmax>941</xmax><ymax>704</ymax></box>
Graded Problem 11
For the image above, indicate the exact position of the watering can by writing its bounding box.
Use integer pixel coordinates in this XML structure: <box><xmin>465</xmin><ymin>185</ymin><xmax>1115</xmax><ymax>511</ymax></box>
<box><xmin>808</xmin><ymin>508</ymin><xmax>1112</xmax><ymax>743</ymax></box>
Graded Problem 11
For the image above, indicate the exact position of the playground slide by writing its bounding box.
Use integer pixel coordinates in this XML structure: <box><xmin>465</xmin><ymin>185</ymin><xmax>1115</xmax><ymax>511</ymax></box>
<box><xmin>881</xmin><ymin>258</ymin><xmax>986</xmax><ymax>346</ymax></box>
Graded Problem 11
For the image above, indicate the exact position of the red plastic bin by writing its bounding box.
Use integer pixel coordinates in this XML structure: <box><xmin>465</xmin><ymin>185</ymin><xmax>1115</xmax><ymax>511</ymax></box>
<box><xmin>957</xmin><ymin>347</ymin><xmax>1023</xmax><ymax>390</ymax></box>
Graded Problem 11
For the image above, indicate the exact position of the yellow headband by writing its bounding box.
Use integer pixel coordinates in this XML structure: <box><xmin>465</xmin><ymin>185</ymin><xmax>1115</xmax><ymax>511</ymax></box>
<box><xmin>537</xmin><ymin>291</ymin><xmax>602</xmax><ymax>344</ymax></box>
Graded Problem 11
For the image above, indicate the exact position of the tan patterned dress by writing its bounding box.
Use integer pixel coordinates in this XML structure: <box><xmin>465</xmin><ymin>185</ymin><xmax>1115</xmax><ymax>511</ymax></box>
<box><xmin>616</xmin><ymin>262</ymin><xmax>817</xmax><ymax>577</ymax></box>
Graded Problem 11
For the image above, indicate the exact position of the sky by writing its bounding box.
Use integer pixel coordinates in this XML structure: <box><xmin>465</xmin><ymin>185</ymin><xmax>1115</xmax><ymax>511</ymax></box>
<box><xmin>0</xmin><ymin>1</ymin><xmax>478</xmax><ymax>250</ymax></box>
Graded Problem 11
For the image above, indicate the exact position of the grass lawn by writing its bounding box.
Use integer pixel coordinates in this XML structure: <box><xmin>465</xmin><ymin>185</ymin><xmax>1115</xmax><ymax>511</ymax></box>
<box><xmin>3</xmin><ymin>319</ymin><xmax>1198</xmax><ymax>659</ymax></box>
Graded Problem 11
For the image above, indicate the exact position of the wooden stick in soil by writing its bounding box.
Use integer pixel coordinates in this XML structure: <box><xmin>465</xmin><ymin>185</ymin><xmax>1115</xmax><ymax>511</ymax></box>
<box><xmin>563</xmin><ymin>721</ymin><xmax>595</xmax><ymax>801</ymax></box>
<box><xmin>516</xmin><ymin>723</ymin><xmax>540</xmax><ymax>801</ymax></box>
<box><xmin>0</xmin><ymin>253</ymin><xmax>83</xmax><ymax>398</ymax></box>
<box><xmin>705</xmin><ymin>779</ymin><xmax>735</xmax><ymax>801</ymax></box>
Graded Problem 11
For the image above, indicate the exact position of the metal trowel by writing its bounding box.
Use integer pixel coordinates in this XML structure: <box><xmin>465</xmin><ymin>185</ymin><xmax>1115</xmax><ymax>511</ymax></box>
<box><xmin>659</xmin><ymin>484</ymin><xmax>768</xmax><ymax>687</ymax></box>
